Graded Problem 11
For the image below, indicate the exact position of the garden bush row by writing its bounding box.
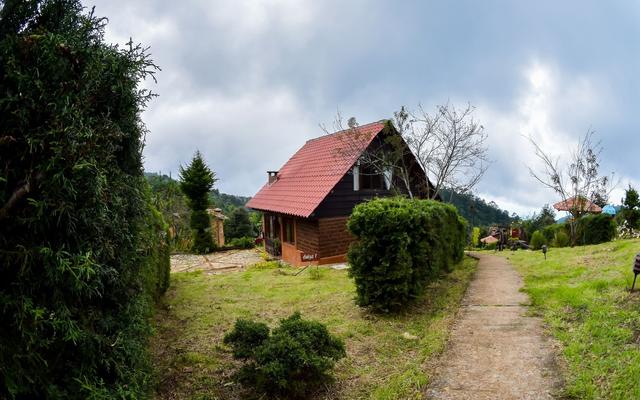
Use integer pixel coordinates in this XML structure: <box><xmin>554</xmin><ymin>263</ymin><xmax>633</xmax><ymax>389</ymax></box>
<box><xmin>530</xmin><ymin>214</ymin><xmax>617</xmax><ymax>249</ymax></box>
<box><xmin>347</xmin><ymin>197</ymin><xmax>466</xmax><ymax>312</ymax></box>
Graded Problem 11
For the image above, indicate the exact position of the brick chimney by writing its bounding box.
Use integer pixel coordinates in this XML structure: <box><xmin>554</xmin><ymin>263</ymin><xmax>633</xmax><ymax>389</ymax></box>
<box><xmin>267</xmin><ymin>171</ymin><xmax>278</xmax><ymax>184</ymax></box>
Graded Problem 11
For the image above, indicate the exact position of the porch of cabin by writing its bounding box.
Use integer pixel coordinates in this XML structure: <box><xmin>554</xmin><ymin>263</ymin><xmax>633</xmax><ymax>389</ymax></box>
<box><xmin>262</xmin><ymin>212</ymin><xmax>351</xmax><ymax>266</ymax></box>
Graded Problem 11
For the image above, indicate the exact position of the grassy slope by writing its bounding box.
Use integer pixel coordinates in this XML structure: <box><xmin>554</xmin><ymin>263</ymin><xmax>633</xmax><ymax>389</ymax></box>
<box><xmin>501</xmin><ymin>239</ymin><xmax>640</xmax><ymax>400</ymax></box>
<box><xmin>151</xmin><ymin>258</ymin><xmax>477</xmax><ymax>399</ymax></box>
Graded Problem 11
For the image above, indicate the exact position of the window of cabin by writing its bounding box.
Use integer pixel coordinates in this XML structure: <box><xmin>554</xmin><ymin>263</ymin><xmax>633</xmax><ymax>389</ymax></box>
<box><xmin>264</xmin><ymin>216</ymin><xmax>271</xmax><ymax>237</ymax></box>
<box><xmin>283</xmin><ymin>218</ymin><xmax>295</xmax><ymax>244</ymax></box>
<box><xmin>359</xmin><ymin>164</ymin><xmax>384</xmax><ymax>190</ymax></box>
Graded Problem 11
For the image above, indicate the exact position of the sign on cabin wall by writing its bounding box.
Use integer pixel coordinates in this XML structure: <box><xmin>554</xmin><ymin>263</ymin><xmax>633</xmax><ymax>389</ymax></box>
<box><xmin>301</xmin><ymin>253</ymin><xmax>318</xmax><ymax>262</ymax></box>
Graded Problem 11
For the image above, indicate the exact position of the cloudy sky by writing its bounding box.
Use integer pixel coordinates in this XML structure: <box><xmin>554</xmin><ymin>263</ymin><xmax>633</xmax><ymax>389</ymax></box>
<box><xmin>92</xmin><ymin>0</ymin><xmax>639</xmax><ymax>217</ymax></box>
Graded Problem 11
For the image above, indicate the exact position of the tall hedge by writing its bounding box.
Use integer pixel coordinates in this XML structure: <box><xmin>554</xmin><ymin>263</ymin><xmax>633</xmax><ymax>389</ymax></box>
<box><xmin>0</xmin><ymin>1</ymin><xmax>168</xmax><ymax>398</ymax></box>
<box><xmin>576</xmin><ymin>214</ymin><xmax>617</xmax><ymax>245</ymax></box>
<box><xmin>347</xmin><ymin>197</ymin><xmax>466</xmax><ymax>311</ymax></box>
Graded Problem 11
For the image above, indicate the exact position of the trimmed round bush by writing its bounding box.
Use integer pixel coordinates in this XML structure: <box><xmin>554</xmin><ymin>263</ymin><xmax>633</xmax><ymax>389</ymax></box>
<box><xmin>224</xmin><ymin>312</ymin><xmax>346</xmax><ymax>398</ymax></box>
<box><xmin>529</xmin><ymin>230</ymin><xmax>547</xmax><ymax>250</ymax></box>
<box><xmin>347</xmin><ymin>197</ymin><xmax>466</xmax><ymax>312</ymax></box>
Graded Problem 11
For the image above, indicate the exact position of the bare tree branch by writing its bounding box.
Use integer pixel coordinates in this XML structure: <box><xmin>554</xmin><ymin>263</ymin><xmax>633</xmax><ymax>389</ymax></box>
<box><xmin>406</xmin><ymin>102</ymin><xmax>490</xmax><ymax>199</ymax></box>
<box><xmin>526</xmin><ymin>129</ymin><xmax>618</xmax><ymax>245</ymax></box>
<box><xmin>323</xmin><ymin>102</ymin><xmax>490</xmax><ymax>201</ymax></box>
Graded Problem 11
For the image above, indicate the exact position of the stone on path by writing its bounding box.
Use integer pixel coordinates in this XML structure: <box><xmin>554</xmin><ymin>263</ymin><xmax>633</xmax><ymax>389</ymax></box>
<box><xmin>426</xmin><ymin>253</ymin><xmax>562</xmax><ymax>400</ymax></box>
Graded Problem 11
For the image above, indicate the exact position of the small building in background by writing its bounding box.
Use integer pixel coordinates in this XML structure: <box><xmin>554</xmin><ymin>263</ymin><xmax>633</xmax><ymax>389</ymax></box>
<box><xmin>207</xmin><ymin>208</ymin><xmax>227</xmax><ymax>247</ymax></box>
<box><xmin>553</xmin><ymin>196</ymin><xmax>603</xmax><ymax>214</ymax></box>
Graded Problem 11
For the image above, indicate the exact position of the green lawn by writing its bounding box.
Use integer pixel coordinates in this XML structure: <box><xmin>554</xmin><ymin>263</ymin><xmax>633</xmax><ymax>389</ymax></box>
<box><xmin>151</xmin><ymin>258</ymin><xmax>477</xmax><ymax>399</ymax></box>
<box><xmin>500</xmin><ymin>238</ymin><xmax>640</xmax><ymax>400</ymax></box>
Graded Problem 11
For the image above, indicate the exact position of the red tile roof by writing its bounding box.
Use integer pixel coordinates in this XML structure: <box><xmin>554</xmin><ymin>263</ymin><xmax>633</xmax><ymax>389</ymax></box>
<box><xmin>246</xmin><ymin>121</ymin><xmax>386</xmax><ymax>217</ymax></box>
<box><xmin>553</xmin><ymin>196</ymin><xmax>602</xmax><ymax>213</ymax></box>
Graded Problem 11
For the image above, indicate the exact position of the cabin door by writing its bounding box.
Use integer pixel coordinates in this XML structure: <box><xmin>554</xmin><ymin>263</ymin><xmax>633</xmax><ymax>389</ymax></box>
<box><xmin>264</xmin><ymin>214</ymin><xmax>282</xmax><ymax>256</ymax></box>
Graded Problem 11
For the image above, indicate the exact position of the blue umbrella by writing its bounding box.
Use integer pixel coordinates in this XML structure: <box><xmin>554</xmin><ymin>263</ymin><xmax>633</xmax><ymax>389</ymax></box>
<box><xmin>602</xmin><ymin>204</ymin><xmax>617</xmax><ymax>215</ymax></box>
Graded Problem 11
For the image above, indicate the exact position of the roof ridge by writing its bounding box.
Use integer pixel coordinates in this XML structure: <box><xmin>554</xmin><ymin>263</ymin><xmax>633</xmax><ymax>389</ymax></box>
<box><xmin>307</xmin><ymin>119</ymin><xmax>387</xmax><ymax>143</ymax></box>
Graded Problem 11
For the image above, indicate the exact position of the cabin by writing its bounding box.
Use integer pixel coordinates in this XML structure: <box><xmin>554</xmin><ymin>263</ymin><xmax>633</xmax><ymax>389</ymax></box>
<box><xmin>246</xmin><ymin>120</ymin><xmax>436</xmax><ymax>266</ymax></box>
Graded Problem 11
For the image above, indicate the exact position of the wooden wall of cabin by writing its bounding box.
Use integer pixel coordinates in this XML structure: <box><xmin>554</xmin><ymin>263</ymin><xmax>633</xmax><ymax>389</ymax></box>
<box><xmin>318</xmin><ymin>216</ymin><xmax>352</xmax><ymax>261</ymax></box>
<box><xmin>295</xmin><ymin>218</ymin><xmax>319</xmax><ymax>254</ymax></box>
<box><xmin>313</xmin><ymin>172</ymin><xmax>389</xmax><ymax>218</ymax></box>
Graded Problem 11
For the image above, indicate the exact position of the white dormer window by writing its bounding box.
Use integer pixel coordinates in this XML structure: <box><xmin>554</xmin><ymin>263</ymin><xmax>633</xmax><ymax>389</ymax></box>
<box><xmin>383</xmin><ymin>167</ymin><xmax>393</xmax><ymax>190</ymax></box>
<box><xmin>353</xmin><ymin>162</ymin><xmax>360</xmax><ymax>191</ymax></box>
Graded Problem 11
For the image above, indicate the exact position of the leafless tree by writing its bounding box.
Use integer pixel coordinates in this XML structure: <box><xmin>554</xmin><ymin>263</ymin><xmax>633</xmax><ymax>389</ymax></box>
<box><xmin>321</xmin><ymin>103</ymin><xmax>489</xmax><ymax>200</ymax></box>
<box><xmin>402</xmin><ymin>102</ymin><xmax>490</xmax><ymax>200</ymax></box>
<box><xmin>527</xmin><ymin>130</ymin><xmax>617</xmax><ymax>245</ymax></box>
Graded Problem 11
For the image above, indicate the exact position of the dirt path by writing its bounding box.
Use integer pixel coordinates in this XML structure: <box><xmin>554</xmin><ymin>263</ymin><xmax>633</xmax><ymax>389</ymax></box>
<box><xmin>426</xmin><ymin>253</ymin><xmax>562</xmax><ymax>400</ymax></box>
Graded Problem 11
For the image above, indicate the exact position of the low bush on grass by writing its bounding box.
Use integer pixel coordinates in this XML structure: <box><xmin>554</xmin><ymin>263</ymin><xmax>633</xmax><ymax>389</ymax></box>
<box><xmin>224</xmin><ymin>312</ymin><xmax>346</xmax><ymax>398</ymax></box>
<box><xmin>347</xmin><ymin>197</ymin><xmax>466</xmax><ymax>312</ymax></box>
<box><xmin>529</xmin><ymin>230</ymin><xmax>547</xmax><ymax>250</ymax></box>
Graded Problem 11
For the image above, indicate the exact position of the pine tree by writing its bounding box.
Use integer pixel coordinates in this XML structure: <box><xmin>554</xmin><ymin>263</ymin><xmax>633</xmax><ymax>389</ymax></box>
<box><xmin>622</xmin><ymin>185</ymin><xmax>640</xmax><ymax>229</ymax></box>
<box><xmin>180</xmin><ymin>151</ymin><xmax>217</xmax><ymax>253</ymax></box>
<box><xmin>225</xmin><ymin>207</ymin><xmax>255</xmax><ymax>240</ymax></box>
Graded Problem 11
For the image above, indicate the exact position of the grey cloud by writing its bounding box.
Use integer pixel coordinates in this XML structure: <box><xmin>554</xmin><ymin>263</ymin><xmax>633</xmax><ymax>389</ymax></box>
<box><xmin>90</xmin><ymin>0</ymin><xmax>639</xmax><ymax>214</ymax></box>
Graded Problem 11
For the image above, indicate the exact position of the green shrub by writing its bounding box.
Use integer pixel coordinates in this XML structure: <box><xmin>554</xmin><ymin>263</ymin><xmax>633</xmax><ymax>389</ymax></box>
<box><xmin>540</xmin><ymin>223</ymin><xmax>564</xmax><ymax>243</ymax></box>
<box><xmin>576</xmin><ymin>214</ymin><xmax>617</xmax><ymax>245</ymax></box>
<box><xmin>229</xmin><ymin>236</ymin><xmax>255</xmax><ymax>249</ymax></box>
<box><xmin>224</xmin><ymin>312</ymin><xmax>346</xmax><ymax>398</ymax></box>
<box><xmin>485</xmin><ymin>242</ymin><xmax>497</xmax><ymax>250</ymax></box>
<box><xmin>529</xmin><ymin>230</ymin><xmax>547</xmax><ymax>250</ymax></box>
<box><xmin>0</xmin><ymin>2</ymin><xmax>168</xmax><ymax>398</ymax></box>
<box><xmin>225</xmin><ymin>207</ymin><xmax>255</xmax><ymax>240</ymax></box>
<box><xmin>223</xmin><ymin>319</ymin><xmax>270</xmax><ymax>359</ymax></box>
<box><xmin>347</xmin><ymin>198</ymin><xmax>466</xmax><ymax>312</ymax></box>
<box><xmin>470</xmin><ymin>227</ymin><xmax>481</xmax><ymax>248</ymax></box>
<box><xmin>553</xmin><ymin>231</ymin><xmax>570</xmax><ymax>248</ymax></box>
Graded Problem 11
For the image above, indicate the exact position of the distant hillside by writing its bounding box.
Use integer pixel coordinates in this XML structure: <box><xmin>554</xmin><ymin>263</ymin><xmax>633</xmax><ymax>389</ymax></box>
<box><xmin>440</xmin><ymin>188</ymin><xmax>515</xmax><ymax>227</ymax></box>
<box><xmin>210</xmin><ymin>189</ymin><xmax>251</xmax><ymax>214</ymax></box>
